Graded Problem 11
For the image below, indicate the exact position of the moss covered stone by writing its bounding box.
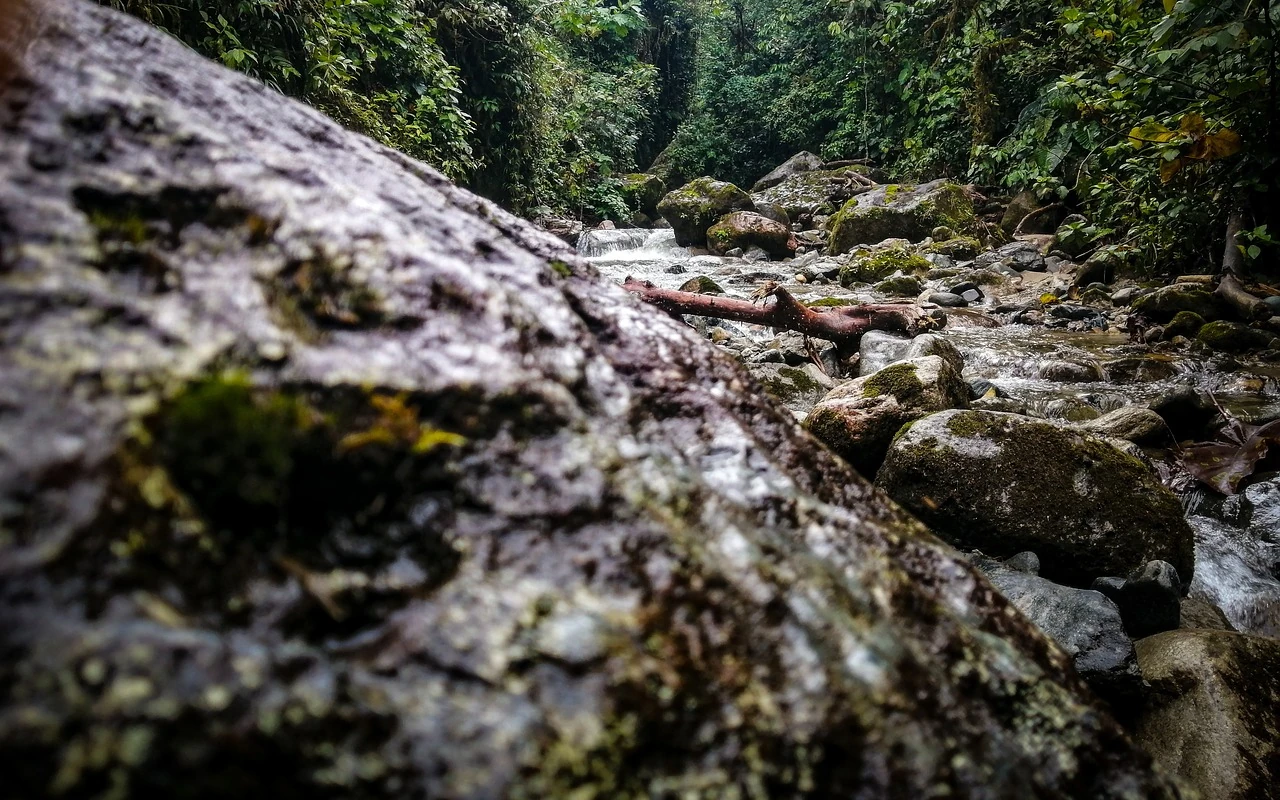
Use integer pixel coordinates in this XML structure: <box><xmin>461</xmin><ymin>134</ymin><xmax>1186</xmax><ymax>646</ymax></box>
<box><xmin>1130</xmin><ymin>284</ymin><xmax>1221</xmax><ymax>322</ymax></box>
<box><xmin>874</xmin><ymin>274</ymin><xmax>924</xmax><ymax>296</ymax></box>
<box><xmin>876</xmin><ymin>409</ymin><xmax>1196</xmax><ymax>587</ymax></box>
<box><xmin>618</xmin><ymin>173</ymin><xmax>667</xmax><ymax>216</ymax></box>
<box><xmin>805</xmin><ymin>356</ymin><xmax>968</xmax><ymax>478</ymax></box>
<box><xmin>678</xmin><ymin>275</ymin><xmax>725</xmax><ymax>294</ymax></box>
<box><xmin>1164</xmin><ymin>310</ymin><xmax>1205</xmax><ymax>339</ymax></box>
<box><xmin>828</xmin><ymin>180</ymin><xmax>976</xmax><ymax>255</ymax></box>
<box><xmin>925</xmin><ymin>235</ymin><xmax>983</xmax><ymax>260</ymax></box>
<box><xmin>839</xmin><ymin>245</ymin><xmax>932</xmax><ymax>287</ymax></box>
<box><xmin>656</xmin><ymin>176</ymin><xmax>755</xmax><ymax>246</ymax></box>
<box><xmin>1196</xmin><ymin>320</ymin><xmax>1277</xmax><ymax>352</ymax></box>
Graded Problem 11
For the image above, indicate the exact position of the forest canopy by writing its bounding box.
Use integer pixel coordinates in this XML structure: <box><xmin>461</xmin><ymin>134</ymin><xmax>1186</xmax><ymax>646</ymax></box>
<box><xmin>103</xmin><ymin>0</ymin><xmax>1277</xmax><ymax>273</ymax></box>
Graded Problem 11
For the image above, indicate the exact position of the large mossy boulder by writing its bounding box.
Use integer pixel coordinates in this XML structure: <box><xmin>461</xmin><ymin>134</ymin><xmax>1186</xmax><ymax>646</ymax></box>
<box><xmin>876</xmin><ymin>410</ymin><xmax>1196</xmax><ymax>587</ymax></box>
<box><xmin>1134</xmin><ymin>631</ymin><xmax>1280</xmax><ymax>800</ymax></box>
<box><xmin>751</xmin><ymin>165</ymin><xmax>875</xmax><ymax>227</ymax></box>
<box><xmin>0</xmin><ymin>3</ymin><xmax>1187</xmax><ymax>797</ymax></box>
<box><xmin>618</xmin><ymin>172</ymin><xmax>667</xmax><ymax>217</ymax></box>
<box><xmin>1130</xmin><ymin>283</ymin><xmax>1222</xmax><ymax>322</ymax></box>
<box><xmin>828</xmin><ymin>180</ymin><xmax>975</xmax><ymax>255</ymax></box>
<box><xmin>751</xmin><ymin>150</ymin><xmax>824</xmax><ymax>192</ymax></box>
<box><xmin>805</xmin><ymin>355</ymin><xmax>969</xmax><ymax>478</ymax></box>
<box><xmin>706</xmin><ymin>210</ymin><xmax>797</xmax><ymax>258</ymax></box>
<box><xmin>656</xmin><ymin>176</ymin><xmax>755</xmax><ymax>246</ymax></box>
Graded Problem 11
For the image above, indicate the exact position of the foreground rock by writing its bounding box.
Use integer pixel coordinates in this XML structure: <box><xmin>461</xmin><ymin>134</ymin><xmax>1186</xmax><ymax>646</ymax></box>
<box><xmin>806</xmin><ymin>355</ymin><xmax>968</xmax><ymax>478</ymax></box>
<box><xmin>828</xmin><ymin>180</ymin><xmax>975</xmax><ymax>255</ymax></box>
<box><xmin>972</xmin><ymin>554</ymin><xmax>1142</xmax><ymax>702</ymax></box>
<box><xmin>0</xmin><ymin>3</ymin><xmax>1187</xmax><ymax>797</ymax></box>
<box><xmin>877</xmin><ymin>410</ymin><xmax>1196</xmax><ymax>586</ymax></box>
<box><xmin>657</xmin><ymin>176</ymin><xmax>755</xmax><ymax>246</ymax></box>
<box><xmin>1135</xmin><ymin>631</ymin><xmax>1280</xmax><ymax>800</ymax></box>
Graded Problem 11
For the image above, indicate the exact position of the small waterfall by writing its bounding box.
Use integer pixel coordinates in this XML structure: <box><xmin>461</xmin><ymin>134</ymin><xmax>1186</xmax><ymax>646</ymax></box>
<box><xmin>576</xmin><ymin>229</ymin><xmax>653</xmax><ymax>258</ymax></box>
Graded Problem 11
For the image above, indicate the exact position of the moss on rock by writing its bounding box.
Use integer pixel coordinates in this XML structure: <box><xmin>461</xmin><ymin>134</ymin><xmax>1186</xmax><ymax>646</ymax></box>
<box><xmin>1197</xmin><ymin>320</ymin><xmax>1277</xmax><ymax>352</ymax></box>
<box><xmin>828</xmin><ymin>180</ymin><xmax>975</xmax><ymax>255</ymax></box>
<box><xmin>656</xmin><ymin>177</ymin><xmax>755</xmax><ymax>246</ymax></box>
<box><xmin>839</xmin><ymin>245</ymin><xmax>932</xmax><ymax>287</ymax></box>
<box><xmin>877</xmin><ymin>409</ymin><xmax>1195</xmax><ymax>587</ymax></box>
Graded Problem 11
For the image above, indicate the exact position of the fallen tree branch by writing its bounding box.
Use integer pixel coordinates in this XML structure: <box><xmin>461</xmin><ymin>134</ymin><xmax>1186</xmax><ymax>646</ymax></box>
<box><xmin>1013</xmin><ymin>202</ymin><xmax>1064</xmax><ymax>237</ymax></box>
<box><xmin>622</xmin><ymin>278</ymin><xmax>940</xmax><ymax>347</ymax></box>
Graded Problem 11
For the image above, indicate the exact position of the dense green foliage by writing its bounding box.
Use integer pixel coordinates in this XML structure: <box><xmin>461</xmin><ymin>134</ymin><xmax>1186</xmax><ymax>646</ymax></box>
<box><xmin>106</xmin><ymin>0</ymin><xmax>1277</xmax><ymax>268</ymax></box>
<box><xmin>663</xmin><ymin>0</ymin><xmax>1277</xmax><ymax>272</ymax></box>
<box><xmin>103</xmin><ymin>0</ymin><xmax>696</xmax><ymax>217</ymax></box>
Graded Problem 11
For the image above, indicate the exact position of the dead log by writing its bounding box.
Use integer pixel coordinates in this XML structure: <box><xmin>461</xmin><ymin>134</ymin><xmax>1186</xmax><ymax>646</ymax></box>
<box><xmin>622</xmin><ymin>278</ymin><xmax>940</xmax><ymax>348</ymax></box>
<box><xmin>1217</xmin><ymin>211</ymin><xmax>1269</xmax><ymax>320</ymax></box>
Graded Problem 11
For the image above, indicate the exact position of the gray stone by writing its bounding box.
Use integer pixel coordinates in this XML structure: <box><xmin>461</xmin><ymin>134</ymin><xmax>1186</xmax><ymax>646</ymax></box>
<box><xmin>1076</xmin><ymin>406</ymin><xmax>1168</xmax><ymax>444</ymax></box>
<box><xmin>877</xmin><ymin>411</ymin><xmax>1196</xmax><ymax>586</ymax></box>
<box><xmin>752</xmin><ymin>151</ymin><xmax>825</xmax><ymax>192</ymax></box>
<box><xmin>929</xmin><ymin>291</ymin><xmax>967</xmax><ymax>308</ymax></box>
<box><xmin>0</xmin><ymin>3</ymin><xmax>1186</xmax><ymax>797</ymax></box>
<box><xmin>856</xmin><ymin>330</ymin><xmax>913</xmax><ymax>376</ymax></box>
<box><xmin>973</xmin><ymin>556</ymin><xmax>1142</xmax><ymax>701</ymax></box>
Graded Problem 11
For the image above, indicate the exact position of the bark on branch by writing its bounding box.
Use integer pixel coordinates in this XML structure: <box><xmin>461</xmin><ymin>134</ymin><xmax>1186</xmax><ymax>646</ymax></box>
<box><xmin>622</xmin><ymin>278</ymin><xmax>941</xmax><ymax>347</ymax></box>
<box><xmin>1217</xmin><ymin>211</ymin><xmax>1269</xmax><ymax>320</ymax></box>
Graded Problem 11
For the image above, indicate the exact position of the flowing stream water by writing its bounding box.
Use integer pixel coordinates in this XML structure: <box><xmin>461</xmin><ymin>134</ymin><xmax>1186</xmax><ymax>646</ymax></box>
<box><xmin>583</xmin><ymin>230</ymin><xmax>1280</xmax><ymax>637</ymax></box>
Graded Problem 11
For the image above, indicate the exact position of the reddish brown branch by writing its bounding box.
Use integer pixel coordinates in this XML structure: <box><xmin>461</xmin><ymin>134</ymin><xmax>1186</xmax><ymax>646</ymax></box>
<box><xmin>622</xmin><ymin>278</ymin><xmax>939</xmax><ymax>346</ymax></box>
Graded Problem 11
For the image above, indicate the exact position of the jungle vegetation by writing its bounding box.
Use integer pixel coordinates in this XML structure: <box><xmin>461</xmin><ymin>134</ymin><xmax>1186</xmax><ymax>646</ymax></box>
<box><xmin>104</xmin><ymin>0</ymin><xmax>1277</xmax><ymax>273</ymax></box>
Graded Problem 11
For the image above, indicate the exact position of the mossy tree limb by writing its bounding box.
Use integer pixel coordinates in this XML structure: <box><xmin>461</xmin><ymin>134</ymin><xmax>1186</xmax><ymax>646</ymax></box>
<box><xmin>622</xmin><ymin>278</ymin><xmax>940</xmax><ymax>347</ymax></box>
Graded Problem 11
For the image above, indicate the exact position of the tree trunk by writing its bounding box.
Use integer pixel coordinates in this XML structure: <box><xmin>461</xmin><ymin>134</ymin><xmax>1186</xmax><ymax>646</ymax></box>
<box><xmin>1217</xmin><ymin>211</ymin><xmax>1269</xmax><ymax>320</ymax></box>
<box><xmin>622</xmin><ymin>278</ymin><xmax>940</xmax><ymax>348</ymax></box>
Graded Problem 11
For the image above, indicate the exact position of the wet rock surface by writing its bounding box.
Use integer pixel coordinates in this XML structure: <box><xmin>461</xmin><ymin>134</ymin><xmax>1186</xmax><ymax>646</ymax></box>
<box><xmin>972</xmin><ymin>554</ymin><xmax>1143</xmax><ymax>702</ymax></box>
<box><xmin>877</xmin><ymin>410</ymin><xmax>1196</xmax><ymax>586</ymax></box>
<box><xmin>1134</xmin><ymin>630</ymin><xmax>1280</xmax><ymax>800</ymax></box>
<box><xmin>0</xmin><ymin>3</ymin><xmax>1191</xmax><ymax>798</ymax></box>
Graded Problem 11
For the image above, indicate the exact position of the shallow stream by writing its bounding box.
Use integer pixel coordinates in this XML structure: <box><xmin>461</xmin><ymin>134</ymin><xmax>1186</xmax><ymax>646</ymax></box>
<box><xmin>584</xmin><ymin>230</ymin><xmax>1280</xmax><ymax>637</ymax></box>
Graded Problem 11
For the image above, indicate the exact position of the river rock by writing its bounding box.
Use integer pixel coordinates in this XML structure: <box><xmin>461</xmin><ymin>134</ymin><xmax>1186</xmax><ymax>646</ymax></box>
<box><xmin>751</xmin><ymin>165</ymin><xmax>874</xmax><ymax>227</ymax></box>
<box><xmin>1130</xmin><ymin>284</ymin><xmax>1221</xmax><ymax>322</ymax></box>
<box><xmin>805</xmin><ymin>356</ymin><xmax>969</xmax><ymax>477</ymax></box>
<box><xmin>751</xmin><ymin>150</ymin><xmax>824</xmax><ymax>191</ymax></box>
<box><xmin>827</xmin><ymin>180</ymin><xmax>975</xmax><ymax>254</ymax></box>
<box><xmin>877</xmin><ymin>411</ymin><xmax>1196</xmax><ymax>586</ymax></box>
<box><xmin>706</xmin><ymin>211</ymin><xmax>797</xmax><ymax>258</ymax></box>
<box><xmin>657</xmin><ymin>176</ymin><xmax>755</xmax><ymax>246</ymax></box>
<box><xmin>0</xmin><ymin>3</ymin><xmax>1187</xmax><ymax>797</ymax></box>
<box><xmin>618</xmin><ymin>173</ymin><xmax>667</xmax><ymax>217</ymax></box>
<box><xmin>1037</xmin><ymin>359</ymin><xmax>1104</xmax><ymax>382</ymax></box>
<box><xmin>974</xmin><ymin>240</ymin><xmax>1044</xmax><ymax>272</ymax></box>
<box><xmin>1180</xmin><ymin>596</ymin><xmax>1236</xmax><ymax>631</ymax></box>
<box><xmin>1076</xmin><ymin>406</ymin><xmax>1168</xmax><ymax>444</ymax></box>
<box><xmin>1134</xmin><ymin>631</ymin><xmax>1280</xmax><ymax>800</ymax></box>
<box><xmin>749</xmin><ymin>363</ymin><xmax>838</xmax><ymax>416</ymax></box>
<box><xmin>1092</xmin><ymin>561</ymin><xmax>1183</xmax><ymax>639</ymax></box>
<box><xmin>929</xmin><ymin>291</ymin><xmax>967</xmax><ymax>308</ymax></box>
<box><xmin>856</xmin><ymin>330</ymin><xmax>913</xmax><ymax>376</ymax></box>
<box><xmin>1196</xmin><ymin>320</ymin><xmax>1278</xmax><ymax>352</ymax></box>
<box><xmin>904</xmin><ymin>332</ymin><xmax>965</xmax><ymax>372</ymax></box>
<box><xmin>973</xmin><ymin>555</ymin><xmax>1142</xmax><ymax>701</ymax></box>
